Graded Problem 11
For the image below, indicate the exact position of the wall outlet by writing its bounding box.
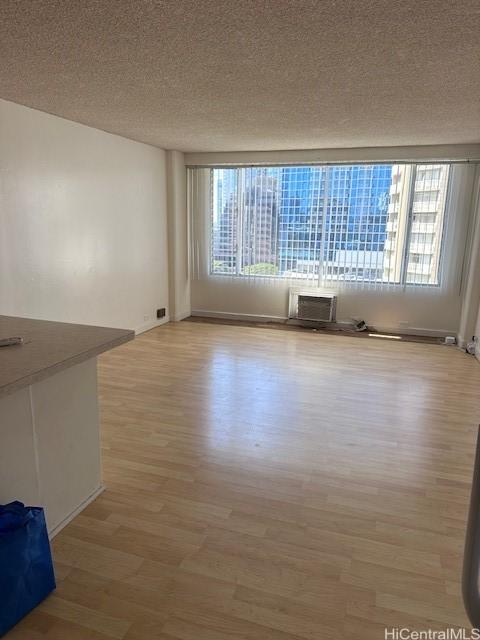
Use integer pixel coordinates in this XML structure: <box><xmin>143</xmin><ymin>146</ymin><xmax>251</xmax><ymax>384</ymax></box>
<box><xmin>156</xmin><ymin>308</ymin><xmax>166</xmax><ymax>319</ymax></box>
<box><xmin>143</xmin><ymin>314</ymin><xmax>150</xmax><ymax>322</ymax></box>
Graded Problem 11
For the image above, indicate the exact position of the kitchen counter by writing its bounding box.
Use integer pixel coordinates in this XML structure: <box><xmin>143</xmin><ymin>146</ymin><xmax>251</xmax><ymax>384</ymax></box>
<box><xmin>0</xmin><ymin>316</ymin><xmax>135</xmax><ymax>535</ymax></box>
<box><xmin>0</xmin><ymin>315</ymin><xmax>133</xmax><ymax>398</ymax></box>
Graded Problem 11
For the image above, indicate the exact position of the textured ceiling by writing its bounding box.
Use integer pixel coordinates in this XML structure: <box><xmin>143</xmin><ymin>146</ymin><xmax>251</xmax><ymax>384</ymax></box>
<box><xmin>0</xmin><ymin>0</ymin><xmax>479</xmax><ymax>152</ymax></box>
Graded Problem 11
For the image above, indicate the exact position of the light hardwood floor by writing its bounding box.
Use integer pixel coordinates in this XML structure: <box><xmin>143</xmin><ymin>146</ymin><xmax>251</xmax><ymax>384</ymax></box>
<box><xmin>7</xmin><ymin>321</ymin><xmax>480</xmax><ymax>639</ymax></box>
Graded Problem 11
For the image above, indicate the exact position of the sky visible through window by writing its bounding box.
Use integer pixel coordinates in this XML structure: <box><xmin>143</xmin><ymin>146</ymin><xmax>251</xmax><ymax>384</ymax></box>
<box><xmin>211</xmin><ymin>164</ymin><xmax>449</xmax><ymax>285</ymax></box>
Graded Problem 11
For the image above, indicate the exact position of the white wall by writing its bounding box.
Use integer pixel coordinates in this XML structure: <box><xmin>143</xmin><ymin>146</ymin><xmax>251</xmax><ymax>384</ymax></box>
<box><xmin>192</xmin><ymin>279</ymin><xmax>463</xmax><ymax>335</ymax></box>
<box><xmin>167</xmin><ymin>150</ymin><xmax>190</xmax><ymax>321</ymax></box>
<box><xmin>191</xmin><ymin>165</ymin><xmax>476</xmax><ymax>336</ymax></box>
<box><xmin>0</xmin><ymin>99</ymin><xmax>169</xmax><ymax>332</ymax></box>
<box><xmin>459</xmin><ymin>167</ymin><xmax>480</xmax><ymax>349</ymax></box>
<box><xmin>465</xmin><ymin>168</ymin><xmax>480</xmax><ymax>360</ymax></box>
<box><xmin>475</xmin><ymin>313</ymin><xmax>480</xmax><ymax>360</ymax></box>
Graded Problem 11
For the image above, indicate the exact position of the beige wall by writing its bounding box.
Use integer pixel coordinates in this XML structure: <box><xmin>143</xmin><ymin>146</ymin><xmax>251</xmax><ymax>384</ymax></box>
<box><xmin>0</xmin><ymin>99</ymin><xmax>169</xmax><ymax>332</ymax></box>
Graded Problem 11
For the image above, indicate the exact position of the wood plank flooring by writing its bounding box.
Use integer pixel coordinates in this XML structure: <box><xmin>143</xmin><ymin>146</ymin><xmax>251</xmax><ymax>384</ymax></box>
<box><xmin>6</xmin><ymin>321</ymin><xmax>480</xmax><ymax>639</ymax></box>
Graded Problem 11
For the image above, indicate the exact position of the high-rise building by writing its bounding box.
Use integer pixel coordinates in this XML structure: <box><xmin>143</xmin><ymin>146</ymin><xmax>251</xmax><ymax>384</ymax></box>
<box><xmin>383</xmin><ymin>164</ymin><xmax>449</xmax><ymax>284</ymax></box>
<box><xmin>241</xmin><ymin>170</ymin><xmax>279</xmax><ymax>270</ymax></box>
<box><xmin>213</xmin><ymin>170</ymin><xmax>239</xmax><ymax>272</ymax></box>
<box><xmin>278</xmin><ymin>166</ymin><xmax>325</xmax><ymax>276</ymax></box>
<box><xmin>212</xmin><ymin>164</ymin><xmax>447</xmax><ymax>284</ymax></box>
<box><xmin>322</xmin><ymin>165</ymin><xmax>391</xmax><ymax>280</ymax></box>
<box><xmin>213</xmin><ymin>169</ymin><xmax>279</xmax><ymax>274</ymax></box>
<box><xmin>276</xmin><ymin>165</ymin><xmax>391</xmax><ymax>280</ymax></box>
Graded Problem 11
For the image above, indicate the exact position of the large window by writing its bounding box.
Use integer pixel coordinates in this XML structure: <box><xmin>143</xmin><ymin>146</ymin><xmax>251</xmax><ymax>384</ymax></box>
<box><xmin>210</xmin><ymin>164</ymin><xmax>450</xmax><ymax>285</ymax></box>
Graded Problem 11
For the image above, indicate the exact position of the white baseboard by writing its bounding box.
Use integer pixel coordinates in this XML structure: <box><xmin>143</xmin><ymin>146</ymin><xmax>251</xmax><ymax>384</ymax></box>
<box><xmin>173</xmin><ymin>310</ymin><xmax>191</xmax><ymax>322</ymax></box>
<box><xmin>135</xmin><ymin>316</ymin><xmax>170</xmax><ymax>335</ymax></box>
<box><xmin>191</xmin><ymin>310</ymin><xmax>287</xmax><ymax>323</ymax></box>
<box><xmin>369</xmin><ymin>324</ymin><xmax>455</xmax><ymax>338</ymax></box>
<box><xmin>49</xmin><ymin>484</ymin><xmax>105</xmax><ymax>539</ymax></box>
<box><xmin>191</xmin><ymin>310</ymin><xmax>455</xmax><ymax>338</ymax></box>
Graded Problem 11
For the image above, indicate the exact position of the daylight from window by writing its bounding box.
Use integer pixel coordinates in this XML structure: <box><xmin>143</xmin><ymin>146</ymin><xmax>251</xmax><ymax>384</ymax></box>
<box><xmin>211</xmin><ymin>164</ymin><xmax>450</xmax><ymax>285</ymax></box>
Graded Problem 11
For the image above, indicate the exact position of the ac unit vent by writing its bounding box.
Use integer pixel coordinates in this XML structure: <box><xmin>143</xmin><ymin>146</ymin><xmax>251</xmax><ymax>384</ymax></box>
<box><xmin>289</xmin><ymin>290</ymin><xmax>337</xmax><ymax>323</ymax></box>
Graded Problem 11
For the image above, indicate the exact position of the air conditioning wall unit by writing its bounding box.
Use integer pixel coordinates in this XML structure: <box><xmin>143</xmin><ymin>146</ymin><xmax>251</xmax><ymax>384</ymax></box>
<box><xmin>288</xmin><ymin>289</ymin><xmax>337</xmax><ymax>323</ymax></box>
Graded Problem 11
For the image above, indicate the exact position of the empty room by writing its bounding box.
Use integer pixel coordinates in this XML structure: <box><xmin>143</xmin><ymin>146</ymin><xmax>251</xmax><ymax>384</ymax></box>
<box><xmin>1</xmin><ymin>1</ymin><xmax>480</xmax><ymax>639</ymax></box>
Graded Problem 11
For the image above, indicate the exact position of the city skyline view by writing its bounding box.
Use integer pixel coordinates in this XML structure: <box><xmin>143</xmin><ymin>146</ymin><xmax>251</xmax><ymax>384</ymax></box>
<box><xmin>211</xmin><ymin>163</ymin><xmax>450</xmax><ymax>285</ymax></box>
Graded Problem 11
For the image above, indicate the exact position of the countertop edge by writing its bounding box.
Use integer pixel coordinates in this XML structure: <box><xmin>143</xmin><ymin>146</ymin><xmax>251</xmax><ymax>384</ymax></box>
<box><xmin>0</xmin><ymin>329</ymin><xmax>134</xmax><ymax>400</ymax></box>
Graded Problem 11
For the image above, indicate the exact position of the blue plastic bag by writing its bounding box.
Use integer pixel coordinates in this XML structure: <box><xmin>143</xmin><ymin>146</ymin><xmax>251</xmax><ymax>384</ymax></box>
<box><xmin>0</xmin><ymin>501</ymin><xmax>56</xmax><ymax>636</ymax></box>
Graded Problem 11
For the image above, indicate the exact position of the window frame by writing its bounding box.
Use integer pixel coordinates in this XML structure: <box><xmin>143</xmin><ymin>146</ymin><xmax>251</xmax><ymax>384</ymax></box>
<box><xmin>208</xmin><ymin>163</ymin><xmax>453</xmax><ymax>288</ymax></box>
